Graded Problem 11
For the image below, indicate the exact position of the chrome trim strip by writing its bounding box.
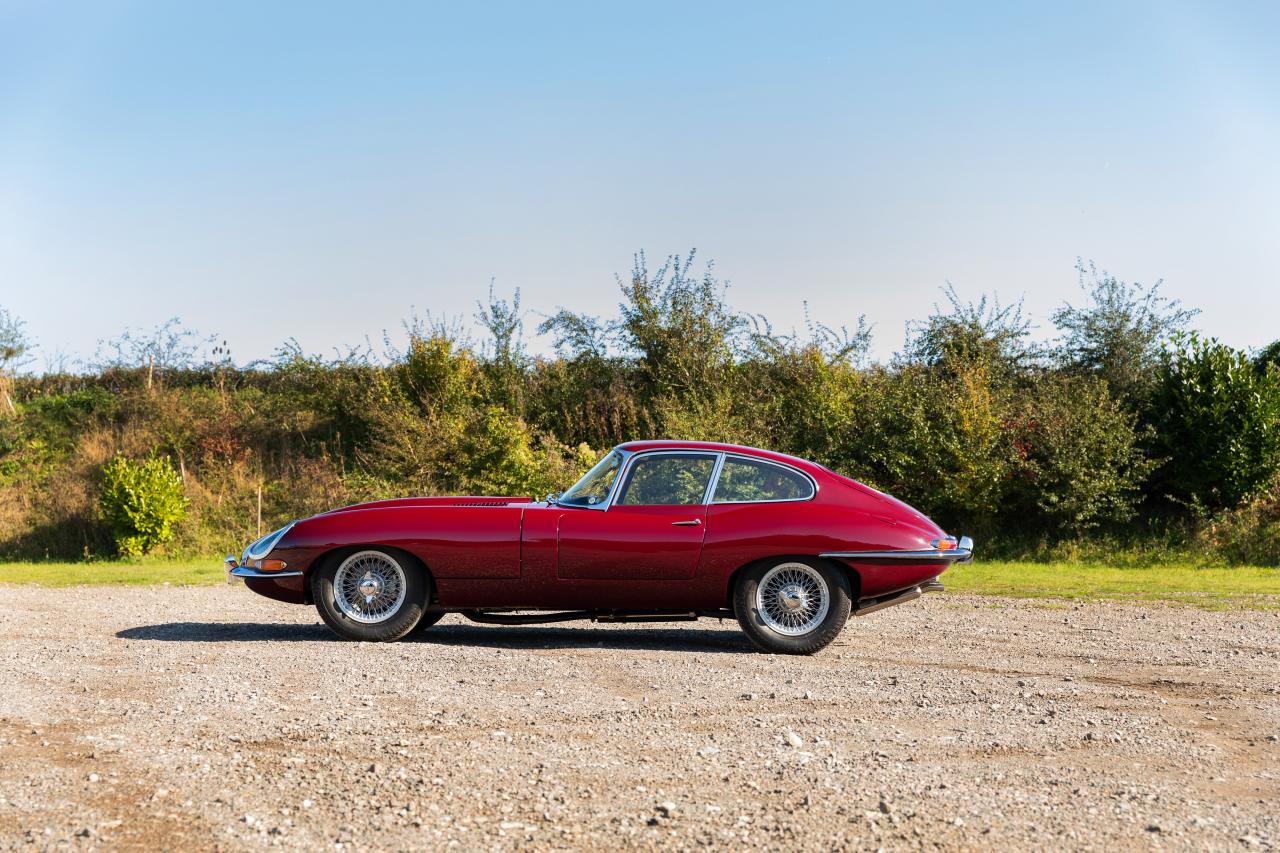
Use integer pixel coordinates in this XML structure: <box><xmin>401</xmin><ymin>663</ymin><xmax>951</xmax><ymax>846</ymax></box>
<box><xmin>557</xmin><ymin>448</ymin><xmax>633</xmax><ymax>511</ymax></box>
<box><xmin>701</xmin><ymin>452</ymin><xmax>727</xmax><ymax>505</ymax></box>
<box><xmin>607</xmin><ymin>449</ymin><xmax>720</xmax><ymax>510</ymax></box>
<box><xmin>241</xmin><ymin>520</ymin><xmax>297</xmax><ymax>564</ymax></box>
<box><xmin>230</xmin><ymin>565</ymin><xmax>304</xmax><ymax>579</ymax></box>
<box><xmin>822</xmin><ymin>535</ymin><xmax>974</xmax><ymax>563</ymax></box>
<box><xmin>709</xmin><ymin>453</ymin><xmax>818</xmax><ymax>504</ymax></box>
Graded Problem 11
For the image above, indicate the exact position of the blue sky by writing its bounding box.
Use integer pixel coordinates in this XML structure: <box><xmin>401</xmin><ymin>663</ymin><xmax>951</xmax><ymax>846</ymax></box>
<box><xmin>2</xmin><ymin>0</ymin><xmax>1278</xmax><ymax>368</ymax></box>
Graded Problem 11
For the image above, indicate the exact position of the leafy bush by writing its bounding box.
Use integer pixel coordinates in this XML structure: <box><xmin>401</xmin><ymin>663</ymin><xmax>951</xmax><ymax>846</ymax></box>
<box><xmin>1</xmin><ymin>256</ymin><xmax>1277</xmax><ymax>564</ymax></box>
<box><xmin>1004</xmin><ymin>374</ymin><xmax>1154</xmax><ymax>531</ymax></box>
<box><xmin>99</xmin><ymin>454</ymin><xmax>189</xmax><ymax>557</ymax></box>
<box><xmin>1052</xmin><ymin>262</ymin><xmax>1197</xmax><ymax>405</ymax></box>
<box><xmin>1150</xmin><ymin>334</ymin><xmax>1280</xmax><ymax>512</ymax></box>
<box><xmin>1194</xmin><ymin>485</ymin><xmax>1280</xmax><ymax>566</ymax></box>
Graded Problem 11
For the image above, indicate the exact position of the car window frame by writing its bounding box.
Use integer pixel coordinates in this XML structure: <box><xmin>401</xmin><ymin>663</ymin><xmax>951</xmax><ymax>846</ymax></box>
<box><xmin>708</xmin><ymin>453</ymin><xmax>817</xmax><ymax>505</ymax></box>
<box><xmin>590</xmin><ymin>449</ymin><xmax>819</xmax><ymax>511</ymax></box>
<box><xmin>610</xmin><ymin>450</ymin><xmax>722</xmax><ymax>508</ymax></box>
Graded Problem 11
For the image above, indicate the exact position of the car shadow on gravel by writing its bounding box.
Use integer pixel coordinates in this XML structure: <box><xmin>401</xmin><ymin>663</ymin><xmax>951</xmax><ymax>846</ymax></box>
<box><xmin>116</xmin><ymin>622</ymin><xmax>756</xmax><ymax>653</ymax></box>
<box><xmin>117</xmin><ymin>622</ymin><xmax>339</xmax><ymax>642</ymax></box>
<box><xmin>411</xmin><ymin>624</ymin><xmax>755</xmax><ymax>653</ymax></box>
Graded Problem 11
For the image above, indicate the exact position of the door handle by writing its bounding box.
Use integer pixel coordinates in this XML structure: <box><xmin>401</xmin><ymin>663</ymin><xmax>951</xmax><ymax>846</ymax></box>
<box><xmin>671</xmin><ymin>519</ymin><xmax>702</xmax><ymax>526</ymax></box>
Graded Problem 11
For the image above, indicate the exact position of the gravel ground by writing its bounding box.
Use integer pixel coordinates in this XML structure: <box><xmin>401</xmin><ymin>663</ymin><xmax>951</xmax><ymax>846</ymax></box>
<box><xmin>0</xmin><ymin>585</ymin><xmax>1276</xmax><ymax>852</ymax></box>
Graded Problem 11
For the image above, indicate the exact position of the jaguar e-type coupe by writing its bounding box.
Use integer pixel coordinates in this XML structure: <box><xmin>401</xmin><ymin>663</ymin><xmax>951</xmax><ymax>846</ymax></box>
<box><xmin>225</xmin><ymin>441</ymin><xmax>972</xmax><ymax>654</ymax></box>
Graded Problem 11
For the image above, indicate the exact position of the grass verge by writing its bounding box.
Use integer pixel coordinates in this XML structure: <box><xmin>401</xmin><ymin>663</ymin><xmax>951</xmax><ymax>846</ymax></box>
<box><xmin>944</xmin><ymin>560</ymin><xmax>1280</xmax><ymax>610</ymax></box>
<box><xmin>0</xmin><ymin>559</ymin><xmax>224</xmax><ymax>587</ymax></box>
<box><xmin>1</xmin><ymin>558</ymin><xmax>1278</xmax><ymax>611</ymax></box>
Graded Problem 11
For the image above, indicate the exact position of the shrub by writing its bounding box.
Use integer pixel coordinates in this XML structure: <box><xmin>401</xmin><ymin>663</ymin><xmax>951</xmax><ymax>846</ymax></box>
<box><xmin>1150</xmin><ymin>334</ymin><xmax>1280</xmax><ymax>512</ymax></box>
<box><xmin>1004</xmin><ymin>374</ymin><xmax>1154</xmax><ymax>531</ymax></box>
<box><xmin>1194</xmin><ymin>485</ymin><xmax>1280</xmax><ymax>566</ymax></box>
<box><xmin>99</xmin><ymin>454</ymin><xmax>189</xmax><ymax>557</ymax></box>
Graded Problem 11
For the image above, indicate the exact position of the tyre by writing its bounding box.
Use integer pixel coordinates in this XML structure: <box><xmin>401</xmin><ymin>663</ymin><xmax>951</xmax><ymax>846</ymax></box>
<box><xmin>733</xmin><ymin>558</ymin><xmax>852</xmax><ymax>654</ymax></box>
<box><xmin>312</xmin><ymin>548</ymin><xmax>429</xmax><ymax>642</ymax></box>
<box><xmin>411</xmin><ymin>609</ymin><xmax>446</xmax><ymax>634</ymax></box>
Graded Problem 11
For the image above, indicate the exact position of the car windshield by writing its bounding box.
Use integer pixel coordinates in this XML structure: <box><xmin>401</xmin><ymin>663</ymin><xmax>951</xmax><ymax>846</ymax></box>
<box><xmin>558</xmin><ymin>451</ymin><xmax>623</xmax><ymax>507</ymax></box>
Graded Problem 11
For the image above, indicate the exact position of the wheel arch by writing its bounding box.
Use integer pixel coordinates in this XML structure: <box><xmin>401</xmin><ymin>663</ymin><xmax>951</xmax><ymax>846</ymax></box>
<box><xmin>305</xmin><ymin>544</ymin><xmax>435</xmax><ymax>606</ymax></box>
<box><xmin>724</xmin><ymin>554</ymin><xmax>861</xmax><ymax>608</ymax></box>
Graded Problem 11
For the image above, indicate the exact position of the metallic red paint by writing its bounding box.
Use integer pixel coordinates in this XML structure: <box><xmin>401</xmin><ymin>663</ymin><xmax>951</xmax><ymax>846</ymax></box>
<box><xmin>257</xmin><ymin>440</ymin><xmax>960</xmax><ymax>612</ymax></box>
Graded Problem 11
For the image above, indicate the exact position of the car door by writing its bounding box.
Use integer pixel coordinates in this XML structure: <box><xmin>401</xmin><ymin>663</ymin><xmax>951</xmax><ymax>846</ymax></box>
<box><xmin>556</xmin><ymin>451</ymin><xmax>718</xmax><ymax>580</ymax></box>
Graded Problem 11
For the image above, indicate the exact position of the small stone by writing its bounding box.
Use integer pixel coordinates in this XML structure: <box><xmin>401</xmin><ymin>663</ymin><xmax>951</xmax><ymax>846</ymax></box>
<box><xmin>784</xmin><ymin>730</ymin><xmax>803</xmax><ymax>749</ymax></box>
<box><xmin>655</xmin><ymin>801</ymin><xmax>677</xmax><ymax>817</ymax></box>
<box><xmin>740</xmin><ymin>693</ymin><xmax>757</xmax><ymax>701</ymax></box>
<box><xmin>87</xmin><ymin>773</ymin><xmax>100</xmax><ymax>783</ymax></box>
<box><xmin>878</xmin><ymin>799</ymin><xmax>892</xmax><ymax>815</ymax></box>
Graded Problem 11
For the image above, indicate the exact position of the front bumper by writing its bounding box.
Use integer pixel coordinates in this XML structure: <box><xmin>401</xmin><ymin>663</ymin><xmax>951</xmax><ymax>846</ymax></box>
<box><xmin>224</xmin><ymin>556</ymin><xmax>303</xmax><ymax>583</ymax></box>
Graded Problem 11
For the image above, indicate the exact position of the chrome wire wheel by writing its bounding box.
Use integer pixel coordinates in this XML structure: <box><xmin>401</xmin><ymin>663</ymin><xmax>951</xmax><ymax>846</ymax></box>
<box><xmin>333</xmin><ymin>550</ymin><xmax>408</xmax><ymax>624</ymax></box>
<box><xmin>755</xmin><ymin>562</ymin><xmax>830</xmax><ymax>636</ymax></box>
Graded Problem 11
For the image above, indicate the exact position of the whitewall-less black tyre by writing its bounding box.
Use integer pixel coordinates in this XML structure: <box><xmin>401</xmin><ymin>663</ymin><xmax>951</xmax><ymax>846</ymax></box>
<box><xmin>312</xmin><ymin>548</ymin><xmax>429</xmax><ymax>642</ymax></box>
<box><xmin>733</xmin><ymin>558</ymin><xmax>851</xmax><ymax>654</ymax></box>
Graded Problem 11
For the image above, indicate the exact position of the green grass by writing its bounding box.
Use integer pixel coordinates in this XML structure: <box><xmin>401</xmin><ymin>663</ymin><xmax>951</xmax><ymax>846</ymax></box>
<box><xmin>0</xmin><ymin>558</ymin><xmax>224</xmax><ymax>587</ymax></box>
<box><xmin>944</xmin><ymin>559</ymin><xmax>1280</xmax><ymax>609</ymax></box>
<box><xmin>1</xmin><ymin>558</ymin><xmax>1278</xmax><ymax>611</ymax></box>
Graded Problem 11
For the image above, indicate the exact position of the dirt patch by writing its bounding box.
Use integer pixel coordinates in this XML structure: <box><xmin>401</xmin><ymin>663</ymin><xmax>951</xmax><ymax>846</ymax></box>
<box><xmin>0</xmin><ymin>586</ymin><xmax>1275</xmax><ymax>850</ymax></box>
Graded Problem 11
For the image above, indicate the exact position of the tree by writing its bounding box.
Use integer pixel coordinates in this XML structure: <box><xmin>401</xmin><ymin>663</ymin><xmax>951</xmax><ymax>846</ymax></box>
<box><xmin>1052</xmin><ymin>261</ymin><xmax>1198</xmax><ymax>404</ymax></box>
<box><xmin>1150</xmin><ymin>334</ymin><xmax>1280</xmax><ymax>512</ymax></box>
<box><xmin>0</xmin><ymin>307</ymin><xmax>33</xmax><ymax>414</ymax></box>
<box><xmin>475</xmin><ymin>283</ymin><xmax>527</xmax><ymax>410</ymax></box>
<box><xmin>901</xmin><ymin>284</ymin><xmax>1039</xmax><ymax>380</ymax></box>
<box><xmin>1255</xmin><ymin>339</ymin><xmax>1280</xmax><ymax>375</ymax></box>
<box><xmin>92</xmin><ymin>317</ymin><xmax>215</xmax><ymax>388</ymax></box>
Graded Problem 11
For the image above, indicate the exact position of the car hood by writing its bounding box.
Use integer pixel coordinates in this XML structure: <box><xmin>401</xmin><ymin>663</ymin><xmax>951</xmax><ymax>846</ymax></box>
<box><xmin>314</xmin><ymin>496</ymin><xmax>534</xmax><ymax>517</ymax></box>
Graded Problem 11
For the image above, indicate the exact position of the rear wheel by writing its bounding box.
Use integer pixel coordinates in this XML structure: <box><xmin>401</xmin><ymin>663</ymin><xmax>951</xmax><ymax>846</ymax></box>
<box><xmin>312</xmin><ymin>548</ymin><xmax>429</xmax><ymax>642</ymax></box>
<box><xmin>733</xmin><ymin>558</ymin><xmax>851</xmax><ymax>654</ymax></box>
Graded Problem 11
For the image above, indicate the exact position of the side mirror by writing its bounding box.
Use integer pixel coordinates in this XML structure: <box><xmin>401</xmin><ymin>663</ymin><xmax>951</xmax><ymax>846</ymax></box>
<box><xmin>544</xmin><ymin>492</ymin><xmax>561</xmax><ymax>504</ymax></box>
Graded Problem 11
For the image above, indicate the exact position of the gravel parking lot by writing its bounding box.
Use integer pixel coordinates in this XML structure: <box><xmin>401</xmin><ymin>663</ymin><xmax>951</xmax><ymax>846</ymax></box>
<box><xmin>0</xmin><ymin>585</ymin><xmax>1276</xmax><ymax>851</ymax></box>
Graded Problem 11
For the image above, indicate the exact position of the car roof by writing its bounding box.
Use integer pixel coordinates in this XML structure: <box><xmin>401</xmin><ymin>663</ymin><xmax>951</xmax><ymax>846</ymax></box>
<box><xmin>616</xmin><ymin>440</ymin><xmax>820</xmax><ymax>472</ymax></box>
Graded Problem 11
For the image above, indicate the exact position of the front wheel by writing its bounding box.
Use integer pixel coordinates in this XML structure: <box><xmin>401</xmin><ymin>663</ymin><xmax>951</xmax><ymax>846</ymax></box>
<box><xmin>733</xmin><ymin>558</ymin><xmax>851</xmax><ymax>654</ymax></box>
<box><xmin>312</xmin><ymin>548</ymin><xmax>429</xmax><ymax>642</ymax></box>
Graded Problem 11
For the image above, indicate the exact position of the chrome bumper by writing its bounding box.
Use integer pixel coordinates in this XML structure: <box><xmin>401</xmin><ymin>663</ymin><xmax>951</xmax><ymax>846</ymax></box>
<box><xmin>224</xmin><ymin>556</ymin><xmax>303</xmax><ymax>582</ymax></box>
<box><xmin>821</xmin><ymin>535</ymin><xmax>974</xmax><ymax>564</ymax></box>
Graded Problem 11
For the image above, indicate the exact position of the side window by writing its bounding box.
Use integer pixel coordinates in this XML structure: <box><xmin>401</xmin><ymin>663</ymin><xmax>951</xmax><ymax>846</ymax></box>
<box><xmin>615</xmin><ymin>454</ymin><xmax>717</xmax><ymax>506</ymax></box>
<box><xmin>712</xmin><ymin>458</ymin><xmax>813</xmax><ymax>503</ymax></box>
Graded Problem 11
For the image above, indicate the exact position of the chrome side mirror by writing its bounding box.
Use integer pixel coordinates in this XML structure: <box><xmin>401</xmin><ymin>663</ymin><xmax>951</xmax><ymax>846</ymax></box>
<box><xmin>544</xmin><ymin>491</ymin><xmax>561</xmax><ymax>504</ymax></box>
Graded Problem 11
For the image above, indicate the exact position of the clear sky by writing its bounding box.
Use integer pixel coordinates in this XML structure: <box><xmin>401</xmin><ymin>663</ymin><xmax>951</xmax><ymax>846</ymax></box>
<box><xmin>2</xmin><ymin>0</ymin><xmax>1278</xmax><ymax>369</ymax></box>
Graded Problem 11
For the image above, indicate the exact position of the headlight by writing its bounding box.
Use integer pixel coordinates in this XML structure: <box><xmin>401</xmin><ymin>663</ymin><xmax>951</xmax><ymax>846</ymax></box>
<box><xmin>242</xmin><ymin>521</ymin><xmax>296</xmax><ymax>563</ymax></box>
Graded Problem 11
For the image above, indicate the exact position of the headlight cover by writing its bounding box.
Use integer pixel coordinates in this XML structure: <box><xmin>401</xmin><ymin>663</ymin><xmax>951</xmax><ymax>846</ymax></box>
<box><xmin>242</xmin><ymin>521</ymin><xmax>296</xmax><ymax>563</ymax></box>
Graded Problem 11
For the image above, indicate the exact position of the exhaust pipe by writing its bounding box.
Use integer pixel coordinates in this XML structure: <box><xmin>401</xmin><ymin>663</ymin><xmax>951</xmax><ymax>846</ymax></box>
<box><xmin>854</xmin><ymin>580</ymin><xmax>944</xmax><ymax>617</ymax></box>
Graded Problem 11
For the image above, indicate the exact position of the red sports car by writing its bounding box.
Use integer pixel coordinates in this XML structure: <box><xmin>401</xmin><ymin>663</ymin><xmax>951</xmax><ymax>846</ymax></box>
<box><xmin>225</xmin><ymin>440</ymin><xmax>972</xmax><ymax>654</ymax></box>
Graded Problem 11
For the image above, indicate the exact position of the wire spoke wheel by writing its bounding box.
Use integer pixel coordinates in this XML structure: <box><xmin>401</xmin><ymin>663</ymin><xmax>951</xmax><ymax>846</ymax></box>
<box><xmin>333</xmin><ymin>550</ymin><xmax>408</xmax><ymax>624</ymax></box>
<box><xmin>755</xmin><ymin>562</ymin><xmax>830</xmax><ymax>636</ymax></box>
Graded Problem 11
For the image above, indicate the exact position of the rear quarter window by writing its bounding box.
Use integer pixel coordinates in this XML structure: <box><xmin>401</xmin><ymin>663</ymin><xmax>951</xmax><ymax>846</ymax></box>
<box><xmin>712</xmin><ymin>457</ymin><xmax>813</xmax><ymax>503</ymax></box>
